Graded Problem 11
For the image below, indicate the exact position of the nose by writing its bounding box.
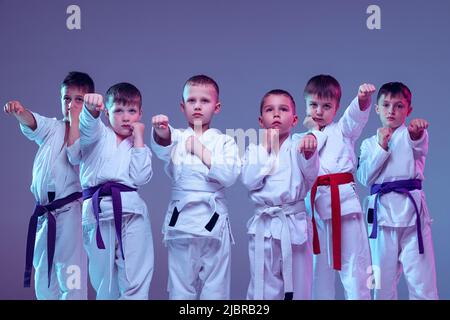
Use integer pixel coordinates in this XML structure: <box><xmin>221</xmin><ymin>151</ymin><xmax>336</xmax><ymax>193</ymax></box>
<box><xmin>387</xmin><ymin>105</ymin><xmax>395</xmax><ymax>114</ymax></box>
<box><xmin>273</xmin><ymin>109</ymin><xmax>280</xmax><ymax>118</ymax></box>
<box><xmin>122</xmin><ymin>113</ymin><xmax>130</xmax><ymax>122</ymax></box>
<box><xmin>316</xmin><ymin>106</ymin><xmax>323</xmax><ymax>115</ymax></box>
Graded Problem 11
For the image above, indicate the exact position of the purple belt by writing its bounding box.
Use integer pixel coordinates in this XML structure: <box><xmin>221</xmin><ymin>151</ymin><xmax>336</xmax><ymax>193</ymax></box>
<box><xmin>82</xmin><ymin>182</ymin><xmax>137</xmax><ymax>260</ymax></box>
<box><xmin>369</xmin><ymin>179</ymin><xmax>424</xmax><ymax>254</ymax></box>
<box><xmin>24</xmin><ymin>191</ymin><xmax>82</xmax><ymax>288</ymax></box>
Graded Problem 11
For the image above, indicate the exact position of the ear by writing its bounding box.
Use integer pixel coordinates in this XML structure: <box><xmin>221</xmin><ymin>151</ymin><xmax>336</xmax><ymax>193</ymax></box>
<box><xmin>180</xmin><ymin>102</ymin><xmax>185</xmax><ymax>113</ymax></box>
<box><xmin>104</xmin><ymin>109</ymin><xmax>110</xmax><ymax>126</ymax></box>
<box><xmin>407</xmin><ymin>105</ymin><xmax>413</xmax><ymax>117</ymax></box>
<box><xmin>214</xmin><ymin>102</ymin><xmax>221</xmax><ymax>114</ymax></box>
<box><xmin>292</xmin><ymin>114</ymin><xmax>299</xmax><ymax>127</ymax></box>
<box><xmin>375</xmin><ymin>104</ymin><xmax>380</xmax><ymax>114</ymax></box>
<box><xmin>138</xmin><ymin>108</ymin><xmax>143</xmax><ymax>121</ymax></box>
<box><xmin>258</xmin><ymin>116</ymin><xmax>265</xmax><ymax>128</ymax></box>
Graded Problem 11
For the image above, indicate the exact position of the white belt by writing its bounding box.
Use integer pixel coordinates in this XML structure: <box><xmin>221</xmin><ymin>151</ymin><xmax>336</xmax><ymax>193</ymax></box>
<box><xmin>253</xmin><ymin>200</ymin><xmax>306</xmax><ymax>300</ymax></box>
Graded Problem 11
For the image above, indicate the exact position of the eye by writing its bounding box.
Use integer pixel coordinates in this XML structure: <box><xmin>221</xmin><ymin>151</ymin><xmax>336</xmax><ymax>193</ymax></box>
<box><xmin>63</xmin><ymin>97</ymin><xmax>71</xmax><ymax>101</ymax></box>
<box><xmin>280</xmin><ymin>107</ymin><xmax>289</xmax><ymax>112</ymax></box>
<box><xmin>76</xmin><ymin>98</ymin><xmax>84</xmax><ymax>103</ymax></box>
<box><xmin>129</xmin><ymin>109</ymin><xmax>137</xmax><ymax>114</ymax></box>
<box><xmin>383</xmin><ymin>103</ymin><xmax>389</xmax><ymax>107</ymax></box>
<box><xmin>397</xmin><ymin>104</ymin><xmax>404</xmax><ymax>109</ymax></box>
<box><xmin>201</xmin><ymin>98</ymin><xmax>210</xmax><ymax>103</ymax></box>
<box><xmin>114</xmin><ymin>109</ymin><xmax>123</xmax><ymax>113</ymax></box>
<box><xmin>310</xmin><ymin>102</ymin><xmax>317</xmax><ymax>107</ymax></box>
<box><xmin>323</xmin><ymin>105</ymin><xmax>331</xmax><ymax>110</ymax></box>
<box><xmin>187</xmin><ymin>98</ymin><xmax>195</xmax><ymax>103</ymax></box>
<box><xmin>265</xmin><ymin>107</ymin><xmax>273</xmax><ymax>112</ymax></box>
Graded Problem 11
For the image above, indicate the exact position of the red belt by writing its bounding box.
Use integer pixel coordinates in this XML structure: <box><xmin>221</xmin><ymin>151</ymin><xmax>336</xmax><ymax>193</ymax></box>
<box><xmin>310</xmin><ymin>172</ymin><xmax>354</xmax><ymax>271</ymax></box>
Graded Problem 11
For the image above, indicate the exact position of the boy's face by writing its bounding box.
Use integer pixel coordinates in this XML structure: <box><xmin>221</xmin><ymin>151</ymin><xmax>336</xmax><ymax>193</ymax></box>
<box><xmin>106</xmin><ymin>100</ymin><xmax>142</xmax><ymax>139</ymax></box>
<box><xmin>376</xmin><ymin>93</ymin><xmax>412</xmax><ymax>129</ymax></box>
<box><xmin>259</xmin><ymin>94</ymin><xmax>298</xmax><ymax>136</ymax></box>
<box><xmin>181</xmin><ymin>84</ymin><xmax>221</xmax><ymax>128</ymax></box>
<box><xmin>60</xmin><ymin>85</ymin><xmax>87</xmax><ymax>121</ymax></box>
<box><xmin>305</xmin><ymin>94</ymin><xmax>338</xmax><ymax>129</ymax></box>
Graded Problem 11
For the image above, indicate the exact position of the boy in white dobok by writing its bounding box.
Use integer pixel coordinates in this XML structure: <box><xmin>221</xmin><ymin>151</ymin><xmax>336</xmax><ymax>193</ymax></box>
<box><xmin>151</xmin><ymin>75</ymin><xmax>241</xmax><ymax>300</ymax></box>
<box><xmin>241</xmin><ymin>89</ymin><xmax>320</xmax><ymax>300</ymax></box>
<box><xmin>357</xmin><ymin>82</ymin><xmax>438</xmax><ymax>299</ymax></box>
<box><xmin>81</xmin><ymin>83</ymin><xmax>154</xmax><ymax>299</ymax></box>
<box><xmin>303</xmin><ymin>75</ymin><xmax>376</xmax><ymax>300</ymax></box>
<box><xmin>3</xmin><ymin>71</ymin><xmax>93</xmax><ymax>299</ymax></box>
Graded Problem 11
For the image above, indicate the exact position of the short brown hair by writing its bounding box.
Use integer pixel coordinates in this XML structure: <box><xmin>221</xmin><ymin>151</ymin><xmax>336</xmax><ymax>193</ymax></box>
<box><xmin>182</xmin><ymin>74</ymin><xmax>219</xmax><ymax>101</ymax></box>
<box><xmin>61</xmin><ymin>71</ymin><xmax>95</xmax><ymax>93</ymax></box>
<box><xmin>304</xmin><ymin>74</ymin><xmax>341</xmax><ymax>103</ymax></box>
<box><xmin>377</xmin><ymin>82</ymin><xmax>412</xmax><ymax>106</ymax></box>
<box><xmin>260</xmin><ymin>89</ymin><xmax>296</xmax><ymax>115</ymax></box>
<box><xmin>105</xmin><ymin>82</ymin><xmax>142</xmax><ymax>109</ymax></box>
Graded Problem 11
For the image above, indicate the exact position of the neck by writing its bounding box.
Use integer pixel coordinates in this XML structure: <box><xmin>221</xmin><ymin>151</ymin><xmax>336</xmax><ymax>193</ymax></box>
<box><xmin>278</xmin><ymin>132</ymin><xmax>290</xmax><ymax>146</ymax></box>
<box><xmin>386</xmin><ymin>124</ymin><xmax>402</xmax><ymax>131</ymax></box>
<box><xmin>115</xmin><ymin>133</ymin><xmax>129</xmax><ymax>145</ymax></box>
<box><xmin>189</xmin><ymin>122</ymin><xmax>210</xmax><ymax>135</ymax></box>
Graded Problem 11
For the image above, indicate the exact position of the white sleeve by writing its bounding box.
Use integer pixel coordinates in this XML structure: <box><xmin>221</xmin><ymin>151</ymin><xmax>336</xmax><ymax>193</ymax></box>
<box><xmin>407</xmin><ymin>129</ymin><xmax>428</xmax><ymax>159</ymax></box>
<box><xmin>297</xmin><ymin>153</ymin><xmax>320</xmax><ymax>192</ymax></box>
<box><xmin>20</xmin><ymin>112</ymin><xmax>56</xmax><ymax>146</ymax></box>
<box><xmin>240</xmin><ymin>143</ymin><xmax>277</xmax><ymax>191</ymax></box>
<box><xmin>206</xmin><ymin>135</ymin><xmax>241</xmax><ymax>188</ymax></box>
<box><xmin>129</xmin><ymin>146</ymin><xmax>153</xmax><ymax>186</ymax></box>
<box><xmin>338</xmin><ymin>97</ymin><xmax>371</xmax><ymax>141</ymax></box>
<box><xmin>356</xmin><ymin>138</ymin><xmax>390</xmax><ymax>187</ymax></box>
<box><xmin>79</xmin><ymin>106</ymin><xmax>105</xmax><ymax>146</ymax></box>
<box><xmin>67</xmin><ymin>139</ymin><xmax>81</xmax><ymax>165</ymax></box>
<box><xmin>150</xmin><ymin>125</ymin><xmax>177</xmax><ymax>163</ymax></box>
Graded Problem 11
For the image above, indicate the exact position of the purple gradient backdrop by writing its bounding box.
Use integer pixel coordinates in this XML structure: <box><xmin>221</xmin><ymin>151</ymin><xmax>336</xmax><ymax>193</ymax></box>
<box><xmin>1</xmin><ymin>0</ymin><xmax>449</xmax><ymax>299</ymax></box>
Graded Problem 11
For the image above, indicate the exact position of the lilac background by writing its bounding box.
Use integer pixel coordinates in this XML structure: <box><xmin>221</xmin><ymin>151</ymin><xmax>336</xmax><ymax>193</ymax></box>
<box><xmin>1</xmin><ymin>0</ymin><xmax>449</xmax><ymax>299</ymax></box>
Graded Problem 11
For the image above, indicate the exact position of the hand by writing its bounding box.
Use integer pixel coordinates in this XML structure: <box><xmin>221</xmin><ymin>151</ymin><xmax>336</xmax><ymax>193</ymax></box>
<box><xmin>186</xmin><ymin>135</ymin><xmax>203</xmax><ymax>157</ymax></box>
<box><xmin>84</xmin><ymin>94</ymin><xmax>105</xmax><ymax>112</ymax></box>
<box><xmin>377</xmin><ymin>127</ymin><xmax>393</xmax><ymax>150</ymax></box>
<box><xmin>298</xmin><ymin>134</ymin><xmax>318</xmax><ymax>160</ymax></box>
<box><xmin>131</xmin><ymin>122</ymin><xmax>145</xmax><ymax>147</ymax></box>
<box><xmin>151</xmin><ymin>114</ymin><xmax>170</xmax><ymax>139</ymax></box>
<box><xmin>68</xmin><ymin>101</ymin><xmax>83</xmax><ymax>125</ymax></box>
<box><xmin>262</xmin><ymin>128</ymin><xmax>280</xmax><ymax>154</ymax></box>
<box><xmin>4</xmin><ymin>100</ymin><xmax>26</xmax><ymax>115</ymax></box>
<box><xmin>408</xmin><ymin>118</ymin><xmax>428</xmax><ymax>141</ymax></box>
<box><xmin>357</xmin><ymin>83</ymin><xmax>376</xmax><ymax>111</ymax></box>
<box><xmin>303</xmin><ymin>115</ymin><xmax>319</xmax><ymax>130</ymax></box>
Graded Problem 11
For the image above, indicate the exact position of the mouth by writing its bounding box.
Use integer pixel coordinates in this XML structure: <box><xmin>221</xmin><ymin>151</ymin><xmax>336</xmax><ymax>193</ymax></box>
<box><xmin>271</xmin><ymin>121</ymin><xmax>282</xmax><ymax>126</ymax></box>
<box><xmin>192</xmin><ymin>113</ymin><xmax>203</xmax><ymax>118</ymax></box>
<box><xmin>386</xmin><ymin>117</ymin><xmax>395</xmax><ymax>121</ymax></box>
<box><xmin>121</xmin><ymin>125</ymin><xmax>131</xmax><ymax>129</ymax></box>
<box><xmin>312</xmin><ymin>117</ymin><xmax>323</xmax><ymax>122</ymax></box>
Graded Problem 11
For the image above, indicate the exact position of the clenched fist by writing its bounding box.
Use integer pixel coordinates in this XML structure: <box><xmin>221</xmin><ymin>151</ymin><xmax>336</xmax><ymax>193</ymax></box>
<box><xmin>408</xmin><ymin>118</ymin><xmax>428</xmax><ymax>141</ymax></box>
<box><xmin>298</xmin><ymin>134</ymin><xmax>318</xmax><ymax>160</ymax></box>
<box><xmin>262</xmin><ymin>128</ymin><xmax>280</xmax><ymax>154</ymax></box>
<box><xmin>4</xmin><ymin>100</ymin><xmax>25</xmax><ymax>115</ymax></box>
<box><xmin>151</xmin><ymin>114</ymin><xmax>171</xmax><ymax>145</ymax></box>
<box><xmin>377</xmin><ymin>127</ymin><xmax>393</xmax><ymax>151</ymax></box>
<box><xmin>130</xmin><ymin>122</ymin><xmax>145</xmax><ymax>147</ymax></box>
<box><xmin>84</xmin><ymin>94</ymin><xmax>105</xmax><ymax>112</ymax></box>
<box><xmin>303</xmin><ymin>115</ymin><xmax>319</xmax><ymax>131</ymax></box>
<box><xmin>358</xmin><ymin>83</ymin><xmax>376</xmax><ymax>111</ymax></box>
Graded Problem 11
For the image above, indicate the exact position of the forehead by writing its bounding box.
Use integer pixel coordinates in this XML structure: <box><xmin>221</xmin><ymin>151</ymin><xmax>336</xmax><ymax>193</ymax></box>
<box><xmin>263</xmin><ymin>94</ymin><xmax>294</xmax><ymax>108</ymax></box>
<box><xmin>378</xmin><ymin>93</ymin><xmax>408</xmax><ymax>104</ymax></box>
<box><xmin>61</xmin><ymin>85</ymin><xmax>88</xmax><ymax>96</ymax></box>
<box><xmin>183</xmin><ymin>84</ymin><xmax>218</xmax><ymax>99</ymax></box>
<box><xmin>108</xmin><ymin>102</ymin><xmax>140</xmax><ymax>110</ymax></box>
<box><xmin>305</xmin><ymin>94</ymin><xmax>338</xmax><ymax>105</ymax></box>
